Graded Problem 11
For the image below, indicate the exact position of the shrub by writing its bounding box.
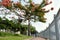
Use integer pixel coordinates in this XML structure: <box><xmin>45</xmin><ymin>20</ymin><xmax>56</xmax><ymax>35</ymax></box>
<box><xmin>0</xmin><ymin>32</ymin><xmax>14</xmax><ymax>36</ymax></box>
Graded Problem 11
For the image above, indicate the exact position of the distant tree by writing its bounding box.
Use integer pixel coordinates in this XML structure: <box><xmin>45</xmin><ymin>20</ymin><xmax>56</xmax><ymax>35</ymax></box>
<box><xmin>30</xmin><ymin>26</ymin><xmax>36</xmax><ymax>34</ymax></box>
<box><xmin>20</xmin><ymin>25</ymin><xmax>28</xmax><ymax>35</ymax></box>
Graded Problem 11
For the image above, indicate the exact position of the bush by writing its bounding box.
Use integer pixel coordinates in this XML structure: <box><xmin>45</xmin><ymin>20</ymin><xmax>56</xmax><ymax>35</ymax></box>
<box><xmin>0</xmin><ymin>32</ymin><xmax>23</xmax><ymax>37</ymax></box>
<box><xmin>0</xmin><ymin>32</ymin><xmax>14</xmax><ymax>36</ymax></box>
<box><xmin>14</xmin><ymin>34</ymin><xmax>20</xmax><ymax>36</ymax></box>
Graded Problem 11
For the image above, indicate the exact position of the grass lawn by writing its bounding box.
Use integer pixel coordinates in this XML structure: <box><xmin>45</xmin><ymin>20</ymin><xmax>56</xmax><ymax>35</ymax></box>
<box><xmin>0</xmin><ymin>36</ymin><xmax>31</xmax><ymax>40</ymax></box>
<box><xmin>0</xmin><ymin>32</ymin><xmax>32</xmax><ymax>40</ymax></box>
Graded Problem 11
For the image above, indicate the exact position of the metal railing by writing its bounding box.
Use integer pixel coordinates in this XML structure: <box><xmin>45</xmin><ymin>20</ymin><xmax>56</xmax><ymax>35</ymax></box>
<box><xmin>39</xmin><ymin>9</ymin><xmax>60</xmax><ymax>40</ymax></box>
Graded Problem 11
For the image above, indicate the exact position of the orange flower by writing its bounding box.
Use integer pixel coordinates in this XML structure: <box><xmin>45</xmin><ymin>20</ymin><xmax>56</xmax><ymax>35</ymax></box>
<box><xmin>31</xmin><ymin>7</ymin><xmax>35</xmax><ymax>12</ymax></box>
<box><xmin>30</xmin><ymin>2</ymin><xmax>35</xmax><ymax>7</ymax></box>
<box><xmin>1</xmin><ymin>0</ymin><xmax>12</xmax><ymax>9</ymax></box>
<box><xmin>15</xmin><ymin>2</ymin><xmax>22</xmax><ymax>9</ymax></box>
<box><xmin>46</xmin><ymin>1</ymin><xmax>52</xmax><ymax>5</ymax></box>
<box><xmin>50</xmin><ymin>1</ymin><xmax>52</xmax><ymax>4</ymax></box>
<box><xmin>41</xmin><ymin>8</ymin><xmax>45</xmax><ymax>11</ymax></box>
<box><xmin>45</xmin><ymin>0</ymin><xmax>49</xmax><ymax>5</ymax></box>
<box><xmin>0</xmin><ymin>2</ymin><xmax>1</xmax><ymax>4</ymax></box>
<box><xmin>2</xmin><ymin>0</ymin><xmax>11</xmax><ymax>7</ymax></box>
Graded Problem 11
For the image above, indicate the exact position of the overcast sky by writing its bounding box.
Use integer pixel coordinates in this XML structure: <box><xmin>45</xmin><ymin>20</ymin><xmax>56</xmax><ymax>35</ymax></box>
<box><xmin>8</xmin><ymin>0</ymin><xmax>60</xmax><ymax>32</ymax></box>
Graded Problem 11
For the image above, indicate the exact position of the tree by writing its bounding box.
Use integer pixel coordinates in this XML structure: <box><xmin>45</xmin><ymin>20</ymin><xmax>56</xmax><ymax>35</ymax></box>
<box><xmin>30</xmin><ymin>26</ymin><xmax>36</xmax><ymax>34</ymax></box>
<box><xmin>0</xmin><ymin>18</ymin><xmax>21</xmax><ymax>33</ymax></box>
<box><xmin>20</xmin><ymin>25</ymin><xmax>28</xmax><ymax>35</ymax></box>
<box><xmin>0</xmin><ymin>0</ymin><xmax>54</xmax><ymax>36</ymax></box>
<box><xmin>19</xmin><ymin>0</ymin><xmax>53</xmax><ymax>36</ymax></box>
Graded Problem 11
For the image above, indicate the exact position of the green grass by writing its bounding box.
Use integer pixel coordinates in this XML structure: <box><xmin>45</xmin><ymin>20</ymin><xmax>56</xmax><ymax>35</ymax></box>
<box><xmin>0</xmin><ymin>36</ymin><xmax>31</xmax><ymax>40</ymax></box>
<box><xmin>0</xmin><ymin>32</ymin><xmax>32</xmax><ymax>40</ymax></box>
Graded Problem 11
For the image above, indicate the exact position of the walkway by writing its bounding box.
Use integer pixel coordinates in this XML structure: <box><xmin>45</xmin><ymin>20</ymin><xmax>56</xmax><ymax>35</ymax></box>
<box><xmin>26</xmin><ymin>37</ymin><xmax>46</xmax><ymax>40</ymax></box>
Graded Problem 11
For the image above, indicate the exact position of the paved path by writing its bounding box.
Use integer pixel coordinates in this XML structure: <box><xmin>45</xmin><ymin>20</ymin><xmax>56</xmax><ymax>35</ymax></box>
<box><xmin>26</xmin><ymin>37</ymin><xmax>46</xmax><ymax>40</ymax></box>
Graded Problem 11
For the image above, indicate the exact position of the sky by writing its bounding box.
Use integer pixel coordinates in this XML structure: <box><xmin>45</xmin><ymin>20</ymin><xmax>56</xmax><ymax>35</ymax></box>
<box><xmin>12</xmin><ymin>0</ymin><xmax>60</xmax><ymax>32</ymax></box>
<box><xmin>0</xmin><ymin>0</ymin><xmax>60</xmax><ymax>32</ymax></box>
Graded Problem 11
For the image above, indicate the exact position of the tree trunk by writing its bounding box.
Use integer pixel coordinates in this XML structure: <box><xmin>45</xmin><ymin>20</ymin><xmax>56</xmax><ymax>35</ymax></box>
<box><xmin>28</xmin><ymin>19</ymin><xmax>31</xmax><ymax>36</ymax></box>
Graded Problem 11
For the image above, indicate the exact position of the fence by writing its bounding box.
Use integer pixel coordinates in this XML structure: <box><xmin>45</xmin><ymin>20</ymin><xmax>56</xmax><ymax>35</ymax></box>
<box><xmin>39</xmin><ymin>8</ymin><xmax>60</xmax><ymax>40</ymax></box>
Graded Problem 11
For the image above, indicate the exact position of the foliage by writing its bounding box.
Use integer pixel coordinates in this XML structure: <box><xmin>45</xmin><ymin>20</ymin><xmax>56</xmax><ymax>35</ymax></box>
<box><xmin>17</xmin><ymin>0</ymin><xmax>53</xmax><ymax>23</ymax></box>
<box><xmin>20</xmin><ymin>25</ymin><xmax>28</xmax><ymax>34</ymax></box>
<box><xmin>0</xmin><ymin>0</ymin><xmax>53</xmax><ymax>23</ymax></box>
<box><xmin>0</xmin><ymin>24</ymin><xmax>6</xmax><ymax>29</ymax></box>
<box><xmin>30</xmin><ymin>26</ymin><xmax>36</xmax><ymax>34</ymax></box>
<box><xmin>0</xmin><ymin>32</ymin><xmax>14</xmax><ymax>36</ymax></box>
<box><xmin>0</xmin><ymin>18</ymin><xmax>21</xmax><ymax>32</ymax></box>
<box><xmin>0</xmin><ymin>18</ymin><xmax>36</xmax><ymax>34</ymax></box>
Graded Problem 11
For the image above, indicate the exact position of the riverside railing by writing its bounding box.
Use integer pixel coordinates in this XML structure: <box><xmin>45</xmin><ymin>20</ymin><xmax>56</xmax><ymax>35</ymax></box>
<box><xmin>39</xmin><ymin>8</ymin><xmax>60</xmax><ymax>40</ymax></box>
